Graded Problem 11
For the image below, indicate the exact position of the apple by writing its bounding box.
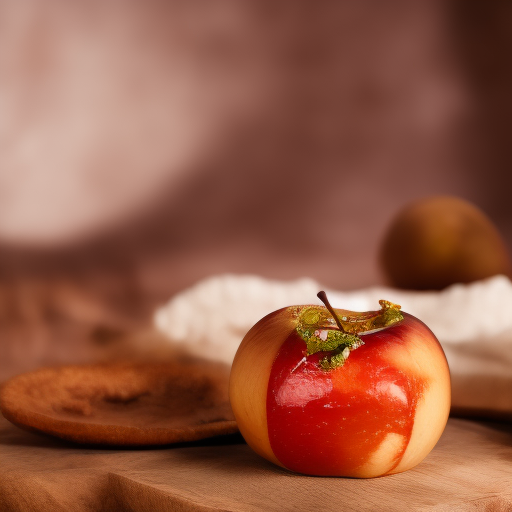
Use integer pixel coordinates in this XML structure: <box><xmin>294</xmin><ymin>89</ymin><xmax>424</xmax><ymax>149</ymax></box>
<box><xmin>229</xmin><ymin>292</ymin><xmax>450</xmax><ymax>478</ymax></box>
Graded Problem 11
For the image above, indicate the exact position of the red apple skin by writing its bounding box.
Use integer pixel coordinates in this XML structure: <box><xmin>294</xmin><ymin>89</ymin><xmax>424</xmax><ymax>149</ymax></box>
<box><xmin>229</xmin><ymin>307</ymin><xmax>451</xmax><ymax>478</ymax></box>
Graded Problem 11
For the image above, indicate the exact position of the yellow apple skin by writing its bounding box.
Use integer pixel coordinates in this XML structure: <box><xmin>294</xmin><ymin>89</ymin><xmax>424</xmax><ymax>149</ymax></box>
<box><xmin>229</xmin><ymin>307</ymin><xmax>450</xmax><ymax>477</ymax></box>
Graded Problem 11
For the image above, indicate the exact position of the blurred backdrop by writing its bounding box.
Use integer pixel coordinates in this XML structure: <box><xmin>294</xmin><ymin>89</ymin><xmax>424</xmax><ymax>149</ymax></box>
<box><xmin>0</xmin><ymin>0</ymin><xmax>511</xmax><ymax>376</ymax></box>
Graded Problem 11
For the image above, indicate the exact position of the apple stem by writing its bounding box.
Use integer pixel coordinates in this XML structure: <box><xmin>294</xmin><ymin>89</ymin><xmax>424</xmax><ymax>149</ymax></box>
<box><xmin>317</xmin><ymin>291</ymin><xmax>346</xmax><ymax>333</ymax></box>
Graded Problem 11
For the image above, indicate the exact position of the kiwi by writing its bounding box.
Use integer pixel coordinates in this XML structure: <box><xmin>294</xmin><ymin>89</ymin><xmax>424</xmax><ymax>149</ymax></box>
<box><xmin>380</xmin><ymin>196</ymin><xmax>512</xmax><ymax>290</ymax></box>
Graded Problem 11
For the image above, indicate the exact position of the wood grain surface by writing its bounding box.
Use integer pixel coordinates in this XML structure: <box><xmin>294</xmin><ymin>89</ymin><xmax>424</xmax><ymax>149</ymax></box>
<box><xmin>1</xmin><ymin>414</ymin><xmax>511</xmax><ymax>511</ymax></box>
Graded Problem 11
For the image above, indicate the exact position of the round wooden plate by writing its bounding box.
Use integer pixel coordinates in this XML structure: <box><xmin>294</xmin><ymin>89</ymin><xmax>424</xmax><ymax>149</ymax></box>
<box><xmin>0</xmin><ymin>360</ymin><xmax>238</xmax><ymax>446</ymax></box>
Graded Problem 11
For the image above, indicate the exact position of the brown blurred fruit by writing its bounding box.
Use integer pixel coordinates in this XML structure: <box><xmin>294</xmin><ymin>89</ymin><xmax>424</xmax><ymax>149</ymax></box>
<box><xmin>380</xmin><ymin>196</ymin><xmax>512</xmax><ymax>290</ymax></box>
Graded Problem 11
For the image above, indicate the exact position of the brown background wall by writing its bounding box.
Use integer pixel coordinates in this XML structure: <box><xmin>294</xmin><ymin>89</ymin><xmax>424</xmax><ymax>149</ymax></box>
<box><xmin>0</xmin><ymin>0</ymin><xmax>511</xmax><ymax>376</ymax></box>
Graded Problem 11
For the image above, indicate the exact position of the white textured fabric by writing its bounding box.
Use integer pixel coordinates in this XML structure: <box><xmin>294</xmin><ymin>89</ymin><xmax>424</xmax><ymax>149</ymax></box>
<box><xmin>154</xmin><ymin>274</ymin><xmax>512</xmax><ymax>416</ymax></box>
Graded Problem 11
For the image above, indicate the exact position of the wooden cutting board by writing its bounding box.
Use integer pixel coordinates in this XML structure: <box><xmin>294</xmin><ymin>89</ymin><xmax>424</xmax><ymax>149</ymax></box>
<box><xmin>1</xmin><ymin>414</ymin><xmax>511</xmax><ymax>511</ymax></box>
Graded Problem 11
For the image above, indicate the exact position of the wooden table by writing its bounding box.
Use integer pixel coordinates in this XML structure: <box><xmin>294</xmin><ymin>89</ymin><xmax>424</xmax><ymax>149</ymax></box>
<box><xmin>1</xmin><ymin>413</ymin><xmax>511</xmax><ymax>511</ymax></box>
<box><xmin>1</xmin><ymin>270</ymin><xmax>511</xmax><ymax>511</ymax></box>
